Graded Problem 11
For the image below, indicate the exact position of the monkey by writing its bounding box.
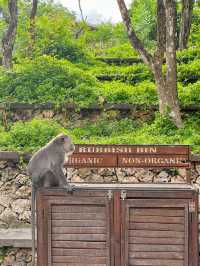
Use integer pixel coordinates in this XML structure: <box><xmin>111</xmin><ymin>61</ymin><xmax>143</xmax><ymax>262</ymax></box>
<box><xmin>27</xmin><ymin>133</ymin><xmax>75</xmax><ymax>266</ymax></box>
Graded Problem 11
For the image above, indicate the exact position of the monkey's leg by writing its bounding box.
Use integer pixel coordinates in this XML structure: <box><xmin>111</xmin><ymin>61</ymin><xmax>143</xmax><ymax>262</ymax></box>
<box><xmin>42</xmin><ymin>170</ymin><xmax>59</xmax><ymax>188</ymax></box>
<box><xmin>55</xmin><ymin>166</ymin><xmax>75</xmax><ymax>192</ymax></box>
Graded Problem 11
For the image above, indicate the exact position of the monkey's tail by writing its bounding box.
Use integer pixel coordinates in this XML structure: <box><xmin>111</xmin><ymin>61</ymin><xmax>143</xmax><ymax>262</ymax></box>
<box><xmin>31</xmin><ymin>185</ymin><xmax>36</xmax><ymax>266</ymax></box>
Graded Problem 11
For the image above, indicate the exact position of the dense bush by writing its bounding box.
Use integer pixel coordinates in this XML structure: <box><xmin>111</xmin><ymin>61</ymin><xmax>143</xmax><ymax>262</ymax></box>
<box><xmin>1</xmin><ymin>114</ymin><xmax>200</xmax><ymax>153</ymax></box>
<box><xmin>90</xmin><ymin>64</ymin><xmax>153</xmax><ymax>84</ymax></box>
<box><xmin>0</xmin><ymin>56</ymin><xmax>100</xmax><ymax>106</ymax></box>
<box><xmin>179</xmin><ymin>81</ymin><xmax>200</xmax><ymax>106</ymax></box>
<box><xmin>0</xmin><ymin>119</ymin><xmax>66</xmax><ymax>151</ymax></box>
<box><xmin>99</xmin><ymin>81</ymin><xmax>157</xmax><ymax>105</ymax></box>
<box><xmin>178</xmin><ymin>59</ymin><xmax>200</xmax><ymax>84</ymax></box>
<box><xmin>103</xmin><ymin>43</ymin><xmax>139</xmax><ymax>58</ymax></box>
<box><xmin>177</xmin><ymin>48</ymin><xmax>200</xmax><ymax>64</ymax></box>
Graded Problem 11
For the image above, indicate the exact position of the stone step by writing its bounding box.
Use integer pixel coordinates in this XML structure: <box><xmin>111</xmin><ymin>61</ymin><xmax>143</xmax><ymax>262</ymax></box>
<box><xmin>0</xmin><ymin>228</ymin><xmax>35</xmax><ymax>248</ymax></box>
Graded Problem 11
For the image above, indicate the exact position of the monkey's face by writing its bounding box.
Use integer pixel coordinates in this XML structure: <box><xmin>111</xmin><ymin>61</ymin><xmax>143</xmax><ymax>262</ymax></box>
<box><xmin>58</xmin><ymin>134</ymin><xmax>75</xmax><ymax>155</ymax></box>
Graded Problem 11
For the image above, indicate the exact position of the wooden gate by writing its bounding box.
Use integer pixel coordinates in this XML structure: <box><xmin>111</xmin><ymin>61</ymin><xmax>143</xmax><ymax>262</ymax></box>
<box><xmin>37</xmin><ymin>185</ymin><xmax>199</xmax><ymax>266</ymax></box>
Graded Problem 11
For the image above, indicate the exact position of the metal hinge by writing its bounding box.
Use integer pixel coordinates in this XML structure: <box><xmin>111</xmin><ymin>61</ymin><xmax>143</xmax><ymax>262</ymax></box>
<box><xmin>121</xmin><ymin>190</ymin><xmax>127</xmax><ymax>200</ymax></box>
<box><xmin>107</xmin><ymin>190</ymin><xmax>113</xmax><ymax>200</ymax></box>
<box><xmin>189</xmin><ymin>201</ymin><xmax>196</xmax><ymax>213</ymax></box>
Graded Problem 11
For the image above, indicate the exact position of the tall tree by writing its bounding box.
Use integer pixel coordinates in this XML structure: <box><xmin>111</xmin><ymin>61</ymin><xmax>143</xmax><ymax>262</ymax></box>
<box><xmin>179</xmin><ymin>0</ymin><xmax>195</xmax><ymax>49</ymax></box>
<box><xmin>28</xmin><ymin>0</ymin><xmax>38</xmax><ymax>54</ymax></box>
<box><xmin>117</xmin><ymin>0</ymin><xmax>182</xmax><ymax>128</ymax></box>
<box><xmin>2</xmin><ymin>0</ymin><xmax>18</xmax><ymax>69</ymax></box>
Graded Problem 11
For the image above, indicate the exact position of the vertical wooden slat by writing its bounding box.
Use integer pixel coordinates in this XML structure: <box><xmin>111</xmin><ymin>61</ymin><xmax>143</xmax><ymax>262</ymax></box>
<box><xmin>114</xmin><ymin>192</ymin><xmax>121</xmax><ymax>266</ymax></box>
<box><xmin>36</xmin><ymin>191</ymin><xmax>43</xmax><ymax>266</ymax></box>
<box><xmin>190</xmin><ymin>191</ymin><xmax>199</xmax><ymax>266</ymax></box>
<box><xmin>184</xmin><ymin>204</ymin><xmax>189</xmax><ymax>266</ymax></box>
<box><xmin>109</xmin><ymin>194</ymin><xmax>115</xmax><ymax>266</ymax></box>
<box><xmin>47</xmin><ymin>201</ymin><xmax>52</xmax><ymax>266</ymax></box>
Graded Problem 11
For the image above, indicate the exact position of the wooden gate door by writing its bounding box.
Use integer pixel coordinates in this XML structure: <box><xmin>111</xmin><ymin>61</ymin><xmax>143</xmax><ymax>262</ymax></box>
<box><xmin>37</xmin><ymin>189</ymin><xmax>114</xmax><ymax>266</ymax></box>
<box><xmin>121</xmin><ymin>197</ymin><xmax>197</xmax><ymax>266</ymax></box>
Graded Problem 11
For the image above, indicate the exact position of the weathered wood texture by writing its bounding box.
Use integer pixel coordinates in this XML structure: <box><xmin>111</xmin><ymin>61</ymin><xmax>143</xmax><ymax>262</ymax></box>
<box><xmin>65</xmin><ymin>144</ymin><xmax>190</xmax><ymax>168</ymax></box>
<box><xmin>0</xmin><ymin>144</ymin><xmax>192</xmax><ymax>169</ymax></box>
<box><xmin>37</xmin><ymin>190</ymin><xmax>112</xmax><ymax>266</ymax></box>
<box><xmin>37</xmin><ymin>186</ymin><xmax>199</xmax><ymax>266</ymax></box>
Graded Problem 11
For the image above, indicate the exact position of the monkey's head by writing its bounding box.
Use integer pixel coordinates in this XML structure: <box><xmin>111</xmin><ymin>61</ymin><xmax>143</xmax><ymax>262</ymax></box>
<box><xmin>54</xmin><ymin>133</ymin><xmax>75</xmax><ymax>155</ymax></box>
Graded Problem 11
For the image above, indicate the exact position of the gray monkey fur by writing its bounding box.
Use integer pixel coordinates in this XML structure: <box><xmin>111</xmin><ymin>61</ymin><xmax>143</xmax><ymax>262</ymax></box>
<box><xmin>27</xmin><ymin>133</ymin><xmax>75</xmax><ymax>266</ymax></box>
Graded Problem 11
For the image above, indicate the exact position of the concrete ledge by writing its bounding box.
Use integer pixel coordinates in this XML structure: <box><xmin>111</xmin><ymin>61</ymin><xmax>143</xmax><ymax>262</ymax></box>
<box><xmin>0</xmin><ymin>228</ymin><xmax>34</xmax><ymax>248</ymax></box>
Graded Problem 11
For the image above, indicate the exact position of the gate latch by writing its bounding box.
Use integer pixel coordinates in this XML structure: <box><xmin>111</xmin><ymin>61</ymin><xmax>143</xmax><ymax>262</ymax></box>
<box><xmin>121</xmin><ymin>190</ymin><xmax>127</xmax><ymax>200</ymax></box>
<box><xmin>189</xmin><ymin>201</ymin><xmax>196</xmax><ymax>213</ymax></box>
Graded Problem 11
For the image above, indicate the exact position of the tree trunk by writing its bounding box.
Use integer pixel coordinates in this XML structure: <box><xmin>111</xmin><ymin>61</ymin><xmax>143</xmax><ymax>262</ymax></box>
<box><xmin>29</xmin><ymin>0</ymin><xmax>38</xmax><ymax>54</ymax></box>
<box><xmin>2</xmin><ymin>0</ymin><xmax>18</xmax><ymax>69</ymax></box>
<box><xmin>117</xmin><ymin>0</ymin><xmax>183</xmax><ymax>128</ymax></box>
<box><xmin>179</xmin><ymin>0</ymin><xmax>195</xmax><ymax>50</ymax></box>
<box><xmin>164</xmin><ymin>0</ymin><xmax>182</xmax><ymax>127</ymax></box>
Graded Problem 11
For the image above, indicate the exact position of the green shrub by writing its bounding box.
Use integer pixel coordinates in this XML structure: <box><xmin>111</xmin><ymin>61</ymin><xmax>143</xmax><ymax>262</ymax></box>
<box><xmin>179</xmin><ymin>81</ymin><xmax>200</xmax><ymax>106</ymax></box>
<box><xmin>71</xmin><ymin>118</ymin><xmax>139</xmax><ymax>140</ymax></box>
<box><xmin>178</xmin><ymin>59</ymin><xmax>200</xmax><ymax>84</ymax></box>
<box><xmin>0</xmin><ymin>56</ymin><xmax>100</xmax><ymax>106</ymax></box>
<box><xmin>99</xmin><ymin>81</ymin><xmax>157</xmax><ymax>105</ymax></box>
<box><xmin>0</xmin><ymin>119</ymin><xmax>66</xmax><ymax>151</ymax></box>
<box><xmin>0</xmin><ymin>114</ymin><xmax>200</xmax><ymax>153</ymax></box>
<box><xmin>103</xmin><ymin>43</ymin><xmax>139</xmax><ymax>58</ymax></box>
<box><xmin>177</xmin><ymin>48</ymin><xmax>200</xmax><ymax>63</ymax></box>
<box><xmin>43</xmin><ymin>41</ymin><xmax>91</xmax><ymax>64</ymax></box>
<box><xmin>90</xmin><ymin>63</ymin><xmax>152</xmax><ymax>84</ymax></box>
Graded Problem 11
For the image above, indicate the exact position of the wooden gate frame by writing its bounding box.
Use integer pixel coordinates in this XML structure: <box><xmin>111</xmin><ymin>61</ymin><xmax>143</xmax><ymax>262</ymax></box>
<box><xmin>36</xmin><ymin>186</ymin><xmax>199</xmax><ymax>266</ymax></box>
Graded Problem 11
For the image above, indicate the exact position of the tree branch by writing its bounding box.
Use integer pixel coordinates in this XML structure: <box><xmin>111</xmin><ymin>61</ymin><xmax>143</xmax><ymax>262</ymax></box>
<box><xmin>116</xmin><ymin>0</ymin><xmax>153</xmax><ymax>68</ymax></box>
<box><xmin>2</xmin><ymin>0</ymin><xmax>18</xmax><ymax>69</ymax></box>
<box><xmin>29</xmin><ymin>0</ymin><xmax>38</xmax><ymax>52</ymax></box>
<box><xmin>78</xmin><ymin>0</ymin><xmax>86</xmax><ymax>23</ymax></box>
<box><xmin>154</xmin><ymin>0</ymin><xmax>166</xmax><ymax>63</ymax></box>
<box><xmin>179</xmin><ymin>0</ymin><xmax>195</xmax><ymax>49</ymax></box>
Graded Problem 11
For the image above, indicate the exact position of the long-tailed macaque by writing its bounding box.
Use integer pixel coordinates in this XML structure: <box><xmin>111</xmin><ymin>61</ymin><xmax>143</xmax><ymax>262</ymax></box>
<box><xmin>27</xmin><ymin>133</ymin><xmax>75</xmax><ymax>266</ymax></box>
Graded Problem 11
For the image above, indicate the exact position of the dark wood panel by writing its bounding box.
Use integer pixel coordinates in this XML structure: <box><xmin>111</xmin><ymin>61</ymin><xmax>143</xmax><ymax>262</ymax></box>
<box><xmin>52</xmin><ymin>212</ymin><xmax>105</xmax><ymax>220</ymax></box>
<box><xmin>129</xmin><ymin>251</ymin><xmax>184</xmax><ymax>259</ymax></box>
<box><xmin>66</xmin><ymin>154</ymin><xmax>117</xmax><ymax>168</ymax></box>
<box><xmin>131</xmin><ymin>208</ymin><xmax>184</xmax><ymax>217</ymax></box>
<box><xmin>130</xmin><ymin>215</ymin><xmax>184</xmax><ymax>224</ymax></box>
<box><xmin>52</xmin><ymin>206</ymin><xmax>105</xmax><ymax>213</ymax></box>
<box><xmin>118</xmin><ymin>155</ymin><xmax>190</xmax><ymax>168</ymax></box>
<box><xmin>129</xmin><ymin>244</ymin><xmax>184</xmax><ymax>252</ymax></box>
<box><xmin>51</xmin><ymin>233</ymin><xmax>106</xmax><ymax>241</ymax></box>
<box><xmin>52</xmin><ymin>248</ymin><xmax>107</xmax><ymax>256</ymax></box>
<box><xmin>52</xmin><ymin>227</ymin><xmax>106</xmax><ymax>234</ymax></box>
<box><xmin>52</xmin><ymin>262</ymin><xmax>107</xmax><ymax>266</ymax></box>
<box><xmin>129</xmin><ymin>236</ymin><xmax>184</xmax><ymax>245</ymax></box>
<box><xmin>52</xmin><ymin>256</ymin><xmax>107</xmax><ymax>263</ymax></box>
<box><xmin>129</xmin><ymin>230</ymin><xmax>184</xmax><ymax>238</ymax></box>
<box><xmin>73</xmin><ymin>144</ymin><xmax>189</xmax><ymax>155</ymax></box>
<box><xmin>129</xmin><ymin>258</ymin><xmax>184</xmax><ymax>265</ymax></box>
<box><xmin>52</xmin><ymin>220</ymin><xmax>106</xmax><ymax>227</ymax></box>
<box><xmin>129</xmin><ymin>222</ymin><xmax>184</xmax><ymax>231</ymax></box>
<box><xmin>52</xmin><ymin>241</ymin><xmax>106</xmax><ymax>249</ymax></box>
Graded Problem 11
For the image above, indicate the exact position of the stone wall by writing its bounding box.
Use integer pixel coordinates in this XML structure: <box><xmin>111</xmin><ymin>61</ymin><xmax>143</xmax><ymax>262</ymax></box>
<box><xmin>0</xmin><ymin>159</ymin><xmax>200</xmax><ymax>265</ymax></box>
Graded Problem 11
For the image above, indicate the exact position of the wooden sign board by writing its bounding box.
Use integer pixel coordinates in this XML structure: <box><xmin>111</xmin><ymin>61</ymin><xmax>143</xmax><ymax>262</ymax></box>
<box><xmin>65</xmin><ymin>145</ymin><xmax>190</xmax><ymax>168</ymax></box>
